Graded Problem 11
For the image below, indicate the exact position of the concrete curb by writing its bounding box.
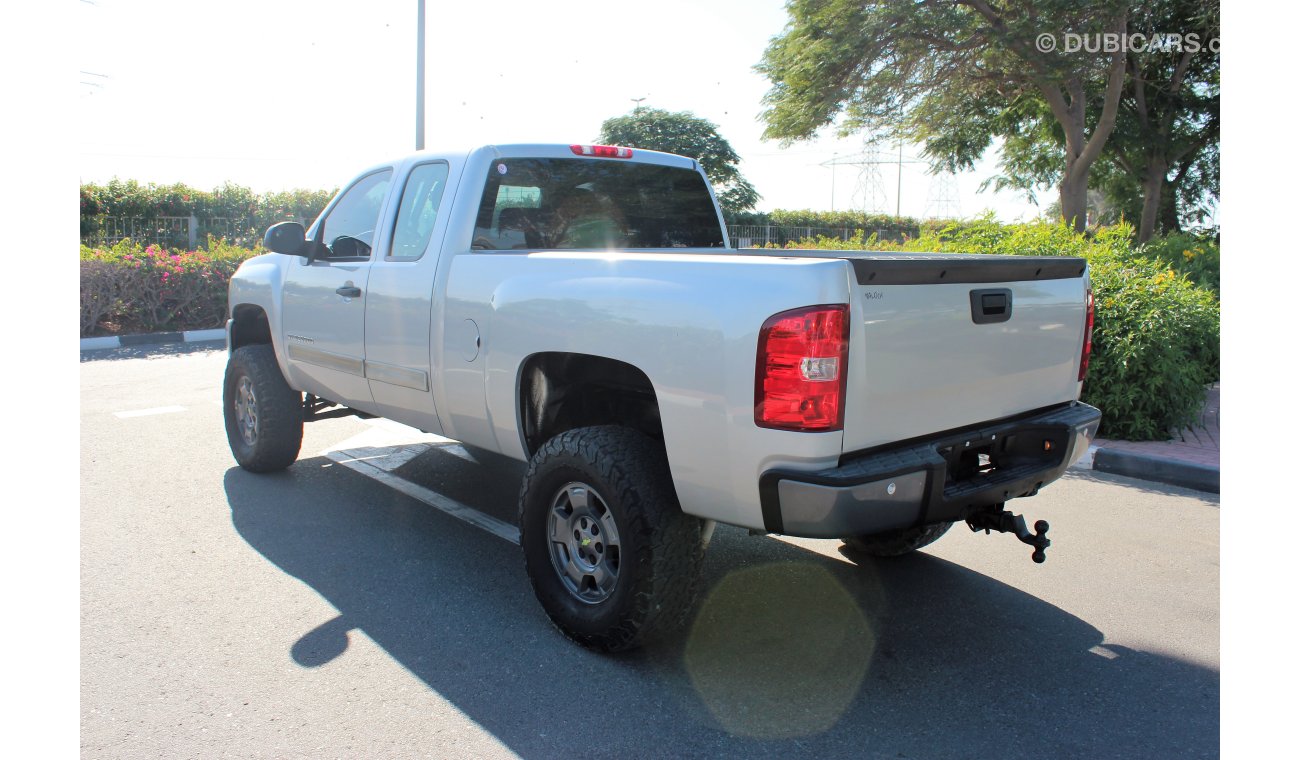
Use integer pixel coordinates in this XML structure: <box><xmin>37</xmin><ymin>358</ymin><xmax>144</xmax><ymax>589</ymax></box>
<box><xmin>1092</xmin><ymin>447</ymin><xmax>1219</xmax><ymax>494</ymax></box>
<box><xmin>80</xmin><ymin>328</ymin><xmax>225</xmax><ymax>351</ymax></box>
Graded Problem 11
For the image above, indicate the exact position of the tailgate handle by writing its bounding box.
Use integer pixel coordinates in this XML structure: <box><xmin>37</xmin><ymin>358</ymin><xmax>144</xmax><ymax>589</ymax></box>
<box><xmin>970</xmin><ymin>288</ymin><xmax>1012</xmax><ymax>324</ymax></box>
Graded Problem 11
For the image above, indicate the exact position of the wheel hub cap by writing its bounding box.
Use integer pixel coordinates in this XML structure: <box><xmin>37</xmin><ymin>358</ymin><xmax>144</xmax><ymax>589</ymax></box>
<box><xmin>547</xmin><ymin>482</ymin><xmax>621</xmax><ymax>604</ymax></box>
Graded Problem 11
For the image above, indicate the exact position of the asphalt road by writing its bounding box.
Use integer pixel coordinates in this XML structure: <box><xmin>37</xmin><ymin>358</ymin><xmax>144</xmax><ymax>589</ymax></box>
<box><xmin>80</xmin><ymin>345</ymin><xmax>1220</xmax><ymax>758</ymax></box>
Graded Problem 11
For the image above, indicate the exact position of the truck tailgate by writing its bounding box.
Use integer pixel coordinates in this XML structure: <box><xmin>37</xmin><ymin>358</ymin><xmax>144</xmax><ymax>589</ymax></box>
<box><xmin>837</xmin><ymin>253</ymin><xmax>1089</xmax><ymax>453</ymax></box>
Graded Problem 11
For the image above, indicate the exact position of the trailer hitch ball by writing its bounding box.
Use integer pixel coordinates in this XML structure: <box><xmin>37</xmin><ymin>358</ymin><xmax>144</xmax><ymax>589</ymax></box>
<box><xmin>1030</xmin><ymin>520</ymin><xmax>1050</xmax><ymax>564</ymax></box>
<box><xmin>967</xmin><ymin>506</ymin><xmax>1052</xmax><ymax>564</ymax></box>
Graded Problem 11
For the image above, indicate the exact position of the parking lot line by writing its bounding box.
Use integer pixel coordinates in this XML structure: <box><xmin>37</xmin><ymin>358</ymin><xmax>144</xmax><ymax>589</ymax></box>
<box><xmin>113</xmin><ymin>405</ymin><xmax>187</xmax><ymax>419</ymax></box>
<box><xmin>326</xmin><ymin>449</ymin><xmax>520</xmax><ymax>545</ymax></box>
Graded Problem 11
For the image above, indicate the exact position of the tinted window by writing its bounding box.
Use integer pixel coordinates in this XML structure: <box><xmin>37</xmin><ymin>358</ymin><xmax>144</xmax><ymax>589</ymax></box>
<box><xmin>319</xmin><ymin>170</ymin><xmax>392</xmax><ymax>258</ymax></box>
<box><xmin>472</xmin><ymin>159</ymin><xmax>724</xmax><ymax>250</ymax></box>
<box><xmin>389</xmin><ymin>162</ymin><xmax>449</xmax><ymax>260</ymax></box>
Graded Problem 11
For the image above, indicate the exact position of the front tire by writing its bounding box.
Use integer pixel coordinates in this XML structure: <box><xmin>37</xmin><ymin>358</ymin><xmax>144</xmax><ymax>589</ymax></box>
<box><xmin>519</xmin><ymin>426</ymin><xmax>705</xmax><ymax>652</ymax></box>
<box><xmin>842</xmin><ymin>521</ymin><xmax>953</xmax><ymax>557</ymax></box>
<box><xmin>223</xmin><ymin>344</ymin><xmax>303</xmax><ymax>473</ymax></box>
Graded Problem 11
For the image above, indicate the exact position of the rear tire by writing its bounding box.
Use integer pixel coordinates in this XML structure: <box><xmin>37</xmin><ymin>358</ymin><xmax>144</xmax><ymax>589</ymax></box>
<box><xmin>223</xmin><ymin>344</ymin><xmax>303</xmax><ymax>473</ymax></box>
<box><xmin>518</xmin><ymin>425</ymin><xmax>705</xmax><ymax>652</ymax></box>
<box><xmin>842</xmin><ymin>521</ymin><xmax>953</xmax><ymax>557</ymax></box>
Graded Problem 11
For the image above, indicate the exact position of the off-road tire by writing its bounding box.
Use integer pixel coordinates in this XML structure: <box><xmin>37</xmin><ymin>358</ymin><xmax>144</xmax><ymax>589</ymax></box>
<box><xmin>842</xmin><ymin>521</ymin><xmax>954</xmax><ymax>557</ymax></box>
<box><xmin>223</xmin><ymin>344</ymin><xmax>303</xmax><ymax>473</ymax></box>
<box><xmin>519</xmin><ymin>425</ymin><xmax>705</xmax><ymax>652</ymax></box>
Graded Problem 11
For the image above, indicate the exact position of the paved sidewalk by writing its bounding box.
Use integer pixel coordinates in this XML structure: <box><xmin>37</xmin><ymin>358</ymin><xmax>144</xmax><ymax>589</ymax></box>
<box><xmin>1088</xmin><ymin>383</ymin><xmax>1220</xmax><ymax>493</ymax></box>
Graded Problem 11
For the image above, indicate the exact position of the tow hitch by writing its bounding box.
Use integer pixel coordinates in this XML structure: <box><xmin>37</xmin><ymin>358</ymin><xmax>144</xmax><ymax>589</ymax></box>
<box><xmin>967</xmin><ymin>504</ymin><xmax>1051</xmax><ymax>564</ymax></box>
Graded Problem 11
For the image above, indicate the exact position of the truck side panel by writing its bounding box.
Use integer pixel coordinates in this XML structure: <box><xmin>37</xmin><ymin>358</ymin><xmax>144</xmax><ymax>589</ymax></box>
<box><xmin>437</xmin><ymin>251</ymin><xmax>853</xmax><ymax>530</ymax></box>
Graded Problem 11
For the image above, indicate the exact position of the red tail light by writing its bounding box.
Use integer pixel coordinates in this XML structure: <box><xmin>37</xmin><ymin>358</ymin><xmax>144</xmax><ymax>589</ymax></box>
<box><xmin>1078</xmin><ymin>287</ymin><xmax>1095</xmax><ymax>381</ymax></box>
<box><xmin>755</xmin><ymin>305</ymin><xmax>849</xmax><ymax>431</ymax></box>
<box><xmin>570</xmin><ymin>144</ymin><xmax>634</xmax><ymax>158</ymax></box>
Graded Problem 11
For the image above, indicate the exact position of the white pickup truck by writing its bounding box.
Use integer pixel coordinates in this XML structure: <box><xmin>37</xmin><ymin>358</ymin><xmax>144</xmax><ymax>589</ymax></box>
<box><xmin>223</xmin><ymin>143</ymin><xmax>1100</xmax><ymax>651</ymax></box>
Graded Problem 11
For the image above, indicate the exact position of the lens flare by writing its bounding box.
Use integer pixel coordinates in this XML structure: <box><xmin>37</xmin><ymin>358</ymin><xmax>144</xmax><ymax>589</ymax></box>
<box><xmin>683</xmin><ymin>562</ymin><xmax>875</xmax><ymax>739</ymax></box>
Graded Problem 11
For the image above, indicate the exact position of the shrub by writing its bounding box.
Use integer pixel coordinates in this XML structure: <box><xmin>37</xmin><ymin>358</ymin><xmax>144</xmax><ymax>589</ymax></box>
<box><xmin>80</xmin><ymin>238</ymin><xmax>258</xmax><ymax>336</ymax></box>
<box><xmin>1083</xmin><ymin>256</ymin><xmax>1220</xmax><ymax>440</ymax></box>
<box><xmin>1134</xmin><ymin>231</ymin><xmax>1220</xmax><ymax>294</ymax></box>
<box><xmin>779</xmin><ymin>218</ymin><xmax>1220</xmax><ymax>441</ymax></box>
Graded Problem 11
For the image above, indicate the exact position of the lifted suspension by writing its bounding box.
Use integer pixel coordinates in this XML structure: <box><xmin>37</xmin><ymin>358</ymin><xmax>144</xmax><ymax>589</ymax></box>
<box><xmin>967</xmin><ymin>504</ymin><xmax>1051</xmax><ymax>564</ymax></box>
<box><xmin>302</xmin><ymin>394</ymin><xmax>373</xmax><ymax>422</ymax></box>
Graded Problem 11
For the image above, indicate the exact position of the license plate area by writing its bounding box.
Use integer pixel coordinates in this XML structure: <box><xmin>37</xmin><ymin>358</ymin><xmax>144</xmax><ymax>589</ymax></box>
<box><xmin>937</xmin><ymin>426</ymin><xmax>1068</xmax><ymax>490</ymax></box>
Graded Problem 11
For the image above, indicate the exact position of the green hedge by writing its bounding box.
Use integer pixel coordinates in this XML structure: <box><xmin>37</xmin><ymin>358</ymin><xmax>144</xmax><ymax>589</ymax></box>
<box><xmin>80</xmin><ymin>180</ymin><xmax>336</xmax><ymax>248</ymax></box>
<box><xmin>80</xmin><ymin>238</ymin><xmax>259</xmax><ymax>336</ymax></box>
<box><xmin>724</xmin><ymin>209</ymin><xmax>991</xmax><ymax>240</ymax></box>
<box><xmin>779</xmin><ymin>217</ymin><xmax>1221</xmax><ymax>441</ymax></box>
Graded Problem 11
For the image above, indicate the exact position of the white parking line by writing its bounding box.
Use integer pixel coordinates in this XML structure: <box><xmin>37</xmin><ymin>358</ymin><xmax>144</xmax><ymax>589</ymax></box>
<box><xmin>113</xmin><ymin>405</ymin><xmax>187</xmax><ymax>419</ymax></box>
<box><xmin>318</xmin><ymin>424</ymin><xmax>518</xmax><ymax>544</ymax></box>
<box><xmin>327</xmin><ymin>449</ymin><xmax>519</xmax><ymax>545</ymax></box>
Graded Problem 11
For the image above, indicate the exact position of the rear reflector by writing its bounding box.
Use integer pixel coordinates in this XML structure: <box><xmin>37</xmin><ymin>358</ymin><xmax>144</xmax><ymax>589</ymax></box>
<box><xmin>755</xmin><ymin>305</ymin><xmax>849</xmax><ymax>431</ymax></box>
<box><xmin>570</xmin><ymin>144</ymin><xmax>634</xmax><ymax>158</ymax></box>
<box><xmin>1078</xmin><ymin>287</ymin><xmax>1094</xmax><ymax>382</ymax></box>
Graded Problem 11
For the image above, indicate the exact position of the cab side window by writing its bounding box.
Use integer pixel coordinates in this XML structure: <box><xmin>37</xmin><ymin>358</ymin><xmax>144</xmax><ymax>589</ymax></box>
<box><xmin>389</xmin><ymin>162</ymin><xmax>450</xmax><ymax>260</ymax></box>
<box><xmin>318</xmin><ymin>170</ymin><xmax>392</xmax><ymax>259</ymax></box>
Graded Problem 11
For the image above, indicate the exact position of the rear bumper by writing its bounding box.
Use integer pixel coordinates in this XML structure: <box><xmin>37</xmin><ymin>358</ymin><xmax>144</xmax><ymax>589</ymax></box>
<box><xmin>759</xmin><ymin>402</ymin><xmax>1102</xmax><ymax>538</ymax></box>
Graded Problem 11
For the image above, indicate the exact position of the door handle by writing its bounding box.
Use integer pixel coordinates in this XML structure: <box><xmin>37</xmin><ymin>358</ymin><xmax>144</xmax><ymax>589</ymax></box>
<box><xmin>335</xmin><ymin>286</ymin><xmax>362</xmax><ymax>298</ymax></box>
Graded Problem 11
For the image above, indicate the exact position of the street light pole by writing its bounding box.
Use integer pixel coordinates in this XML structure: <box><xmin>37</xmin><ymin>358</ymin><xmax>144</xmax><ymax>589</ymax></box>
<box><xmin>416</xmin><ymin>0</ymin><xmax>425</xmax><ymax>150</ymax></box>
<box><xmin>896</xmin><ymin>141</ymin><xmax>903</xmax><ymax>218</ymax></box>
<box><xmin>831</xmin><ymin>152</ymin><xmax>837</xmax><ymax>212</ymax></box>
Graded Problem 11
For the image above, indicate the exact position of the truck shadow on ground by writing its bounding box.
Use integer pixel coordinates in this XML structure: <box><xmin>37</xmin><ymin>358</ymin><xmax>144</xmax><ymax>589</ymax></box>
<box><xmin>224</xmin><ymin>453</ymin><xmax>1217</xmax><ymax>759</ymax></box>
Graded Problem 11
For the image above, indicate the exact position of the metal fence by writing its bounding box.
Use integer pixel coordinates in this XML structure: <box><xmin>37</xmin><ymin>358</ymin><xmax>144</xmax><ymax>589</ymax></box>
<box><xmin>727</xmin><ymin>224</ymin><xmax>912</xmax><ymax>248</ymax></box>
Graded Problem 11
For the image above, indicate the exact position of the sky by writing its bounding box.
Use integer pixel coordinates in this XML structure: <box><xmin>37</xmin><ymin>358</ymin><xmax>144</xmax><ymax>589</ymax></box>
<box><xmin>76</xmin><ymin>0</ymin><xmax>1047</xmax><ymax>221</ymax></box>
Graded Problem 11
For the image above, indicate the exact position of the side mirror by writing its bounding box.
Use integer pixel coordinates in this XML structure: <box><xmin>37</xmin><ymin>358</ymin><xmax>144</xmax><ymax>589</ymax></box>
<box><xmin>264</xmin><ymin>222</ymin><xmax>306</xmax><ymax>257</ymax></box>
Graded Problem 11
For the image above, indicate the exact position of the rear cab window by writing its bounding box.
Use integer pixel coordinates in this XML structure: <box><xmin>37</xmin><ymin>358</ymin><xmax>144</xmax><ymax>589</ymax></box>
<box><xmin>471</xmin><ymin>158</ymin><xmax>724</xmax><ymax>250</ymax></box>
<box><xmin>389</xmin><ymin>162</ymin><xmax>450</xmax><ymax>260</ymax></box>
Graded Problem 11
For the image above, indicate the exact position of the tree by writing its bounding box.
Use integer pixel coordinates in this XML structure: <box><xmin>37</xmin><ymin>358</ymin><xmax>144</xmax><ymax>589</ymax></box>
<box><xmin>1041</xmin><ymin>189</ymin><xmax>1125</xmax><ymax>227</ymax></box>
<box><xmin>599</xmin><ymin>107</ymin><xmax>761</xmax><ymax>213</ymax></box>
<box><xmin>989</xmin><ymin>1</ymin><xmax>1220</xmax><ymax>240</ymax></box>
<box><xmin>1110</xmin><ymin>0</ymin><xmax>1219</xmax><ymax>240</ymax></box>
<box><xmin>756</xmin><ymin>0</ymin><xmax>1130</xmax><ymax>232</ymax></box>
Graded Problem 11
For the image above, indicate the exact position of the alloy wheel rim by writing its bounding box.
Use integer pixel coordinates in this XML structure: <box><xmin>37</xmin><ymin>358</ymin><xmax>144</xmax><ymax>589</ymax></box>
<box><xmin>235</xmin><ymin>376</ymin><xmax>259</xmax><ymax>446</ymax></box>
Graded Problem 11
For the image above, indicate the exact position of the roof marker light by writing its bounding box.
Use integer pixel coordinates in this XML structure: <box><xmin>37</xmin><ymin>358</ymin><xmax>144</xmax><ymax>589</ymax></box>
<box><xmin>570</xmin><ymin>144</ymin><xmax>634</xmax><ymax>158</ymax></box>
